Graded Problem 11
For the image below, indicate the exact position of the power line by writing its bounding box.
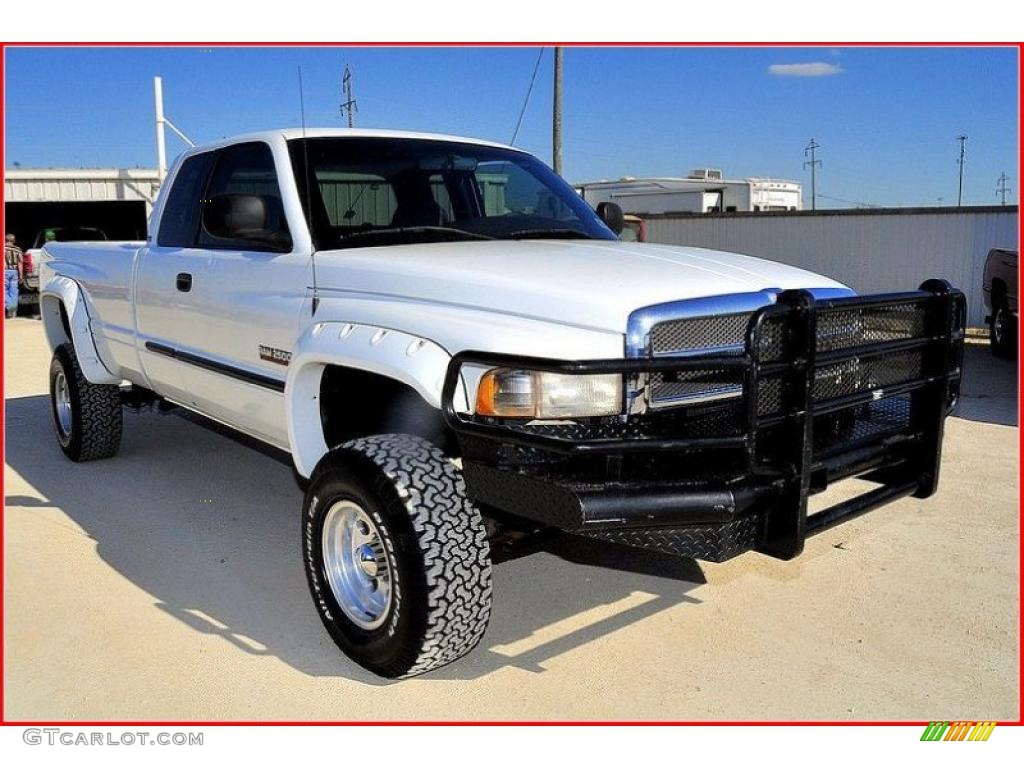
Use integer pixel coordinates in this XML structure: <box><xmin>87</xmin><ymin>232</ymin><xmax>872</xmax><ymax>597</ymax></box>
<box><xmin>509</xmin><ymin>48</ymin><xmax>545</xmax><ymax>145</ymax></box>
<box><xmin>956</xmin><ymin>135</ymin><xmax>967</xmax><ymax>206</ymax></box>
<box><xmin>803</xmin><ymin>138</ymin><xmax>821</xmax><ymax>211</ymax></box>
<box><xmin>815</xmin><ymin>192</ymin><xmax>881</xmax><ymax>209</ymax></box>
<box><xmin>995</xmin><ymin>169</ymin><xmax>1011</xmax><ymax>202</ymax></box>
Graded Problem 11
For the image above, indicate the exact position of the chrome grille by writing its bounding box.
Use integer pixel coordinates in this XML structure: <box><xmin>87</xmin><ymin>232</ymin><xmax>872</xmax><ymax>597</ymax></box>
<box><xmin>648</xmin><ymin>369</ymin><xmax>745</xmax><ymax>408</ymax></box>
<box><xmin>646</xmin><ymin>313</ymin><xmax>749</xmax><ymax>409</ymax></box>
<box><xmin>643</xmin><ymin>300</ymin><xmax>868</xmax><ymax>411</ymax></box>
<box><xmin>649</xmin><ymin>313</ymin><xmax>750</xmax><ymax>356</ymax></box>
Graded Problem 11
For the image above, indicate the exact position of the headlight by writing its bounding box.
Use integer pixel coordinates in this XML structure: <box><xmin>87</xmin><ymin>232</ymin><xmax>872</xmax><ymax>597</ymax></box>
<box><xmin>475</xmin><ymin>368</ymin><xmax>623</xmax><ymax>419</ymax></box>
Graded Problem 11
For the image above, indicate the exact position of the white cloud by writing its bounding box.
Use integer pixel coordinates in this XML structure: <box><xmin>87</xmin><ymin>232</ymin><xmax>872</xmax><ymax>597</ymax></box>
<box><xmin>768</xmin><ymin>62</ymin><xmax>844</xmax><ymax>77</ymax></box>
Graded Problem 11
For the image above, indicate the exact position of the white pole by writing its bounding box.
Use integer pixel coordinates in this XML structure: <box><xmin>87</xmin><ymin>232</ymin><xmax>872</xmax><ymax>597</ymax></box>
<box><xmin>154</xmin><ymin>76</ymin><xmax>167</xmax><ymax>183</ymax></box>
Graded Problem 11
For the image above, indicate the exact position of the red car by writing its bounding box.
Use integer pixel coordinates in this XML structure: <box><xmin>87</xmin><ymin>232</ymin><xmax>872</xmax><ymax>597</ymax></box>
<box><xmin>620</xmin><ymin>214</ymin><xmax>647</xmax><ymax>243</ymax></box>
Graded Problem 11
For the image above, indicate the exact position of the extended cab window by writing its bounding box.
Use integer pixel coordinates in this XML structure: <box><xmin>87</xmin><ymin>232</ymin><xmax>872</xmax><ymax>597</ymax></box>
<box><xmin>198</xmin><ymin>142</ymin><xmax>292</xmax><ymax>252</ymax></box>
<box><xmin>157</xmin><ymin>151</ymin><xmax>215</xmax><ymax>247</ymax></box>
<box><xmin>317</xmin><ymin>171</ymin><xmax>397</xmax><ymax>228</ymax></box>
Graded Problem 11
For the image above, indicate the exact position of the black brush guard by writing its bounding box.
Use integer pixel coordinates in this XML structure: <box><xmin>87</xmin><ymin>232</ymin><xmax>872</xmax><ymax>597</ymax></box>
<box><xmin>441</xmin><ymin>280</ymin><xmax>965</xmax><ymax>561</ymax></box>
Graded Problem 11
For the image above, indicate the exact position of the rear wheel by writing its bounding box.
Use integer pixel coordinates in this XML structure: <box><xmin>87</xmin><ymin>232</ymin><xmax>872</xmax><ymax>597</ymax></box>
<box><xmin>49</xmin><ymin>342</ymin><xmax>123</xmax><ymax>461</ymax></box>
<box><xmin>990</xmin><ymin>301</ymin><xmax>1017</xmax><ymax>359</ymax></box>
<box><xmin>302</xmin><ymin>434</ymin><xmax>492</xmax><ymax>678</ymax></box>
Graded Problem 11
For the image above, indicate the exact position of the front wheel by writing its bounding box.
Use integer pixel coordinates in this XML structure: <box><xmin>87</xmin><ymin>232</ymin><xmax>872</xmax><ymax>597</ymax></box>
<box><xmin>302</xmin><ymin>434</ymin><xmax>492</xmax><ymax>678</ymax></box>
<box><xmin>49</xmin><ymin>342</ymin><xmax>123</xmax><ymax>461</ymax></box>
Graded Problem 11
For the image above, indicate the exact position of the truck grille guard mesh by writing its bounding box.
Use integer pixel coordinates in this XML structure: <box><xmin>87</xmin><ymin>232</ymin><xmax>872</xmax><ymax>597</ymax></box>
<box><xmin>441</xmin><ymin>280</ymin><xmax>965</xmax><ymax>558</ymax></box>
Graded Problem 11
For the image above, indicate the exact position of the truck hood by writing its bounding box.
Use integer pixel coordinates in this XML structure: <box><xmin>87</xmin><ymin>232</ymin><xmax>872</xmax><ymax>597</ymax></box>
<box><xmin>313</xmin><ymin>240</ymin><xmax>850</xmax><ymax>333</ymax></box>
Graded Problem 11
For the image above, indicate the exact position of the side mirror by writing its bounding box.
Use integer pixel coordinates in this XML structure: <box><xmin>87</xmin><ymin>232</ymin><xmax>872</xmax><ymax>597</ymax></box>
<box><xmin>596</xmin><ymin>201</ymin><xmax>624</xmax><ymax>235</ymax></box>
<box><xmin>202</xmin><ymin>194</ymin><xmax>290</xmax><ymax>250</ymax></box>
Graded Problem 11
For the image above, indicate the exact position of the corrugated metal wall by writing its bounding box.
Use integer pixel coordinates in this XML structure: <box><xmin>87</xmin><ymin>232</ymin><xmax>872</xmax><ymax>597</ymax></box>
<box><xmin>647</xmin><ymin>208</ymin><xmax>1019</xmax><ymax>327</ymax></box>
<box><xmin>4</xmin><ymin>173</ymin><xmax>160</xmax><ymax>205</ymax></box>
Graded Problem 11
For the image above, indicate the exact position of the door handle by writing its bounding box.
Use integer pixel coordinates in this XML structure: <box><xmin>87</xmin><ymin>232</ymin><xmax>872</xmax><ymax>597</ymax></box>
<box><xmin>176</xmin><ymin>273</ymin><xmax>192</xmax><ymax>292</ymax></box>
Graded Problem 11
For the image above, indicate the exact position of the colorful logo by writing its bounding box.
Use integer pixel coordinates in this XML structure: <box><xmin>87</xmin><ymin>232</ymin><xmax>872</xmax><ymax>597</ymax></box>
<box><xmin>920</xmin><ymin>721</ymin><xmax>996</xmax><ymax>741</ymax></box>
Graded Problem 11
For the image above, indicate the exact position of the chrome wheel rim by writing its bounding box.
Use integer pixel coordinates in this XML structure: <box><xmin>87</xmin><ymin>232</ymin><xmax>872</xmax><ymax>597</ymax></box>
<box><xmin>53</xmin><ymin>370</ymin><xmax>73</xmax><ymax>439</ymax></box>
<box><xmin>321</xmin><ymin>500</ymin><xmax>392</xmax><ymax>630</ymax></box>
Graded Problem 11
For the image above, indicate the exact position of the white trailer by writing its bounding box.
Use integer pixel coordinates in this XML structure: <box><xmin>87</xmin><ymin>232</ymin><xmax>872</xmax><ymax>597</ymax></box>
<box><xmin>578</xmin><ymin>171</ymin><xmax>802</xmax><ymax>214</ymax></box>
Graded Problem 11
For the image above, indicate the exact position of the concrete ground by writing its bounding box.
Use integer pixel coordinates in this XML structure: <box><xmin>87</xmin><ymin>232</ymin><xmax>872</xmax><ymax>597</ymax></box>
<box><xmin>2</xmin><ymin>317</ymin><xmax>1019</xmax><ymax>721</ymax></box>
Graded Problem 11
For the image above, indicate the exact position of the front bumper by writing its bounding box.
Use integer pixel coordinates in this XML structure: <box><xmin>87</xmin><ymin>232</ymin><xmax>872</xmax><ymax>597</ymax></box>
<box><xmin>442</xmin><ymin>281</ymin><xmax>965</xmax><ymax>562</ymax></box>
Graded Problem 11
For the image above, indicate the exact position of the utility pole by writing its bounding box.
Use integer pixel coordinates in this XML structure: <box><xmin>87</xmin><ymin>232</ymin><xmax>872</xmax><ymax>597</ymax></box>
<box><xmin>803</xmin><ymin>138</ymin><xmax>821</xmax><ymax>211</ymax></box>
<box><xmin>340</xmin><ymin>65</ymin><xmax>358</xmax><ymax>128</ymax></box>
<box><xmin>996</xmin><ymin>172</ymin><xmax>1012</xmax><ymax>206</ymax></box>
<box><xmin>552</xmin><ymin>47</ymin><xmax>563</xmax><ymax>175</ymax></box>
<box><xmin>956</xmin><ymin>135</ymin><xmax>967</xmax><ymax>206</ymax></box>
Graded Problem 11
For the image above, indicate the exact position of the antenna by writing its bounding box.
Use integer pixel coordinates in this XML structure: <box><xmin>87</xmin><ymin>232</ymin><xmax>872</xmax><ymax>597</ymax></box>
<box><xmin>552</xmin><ymin>47</ymin><xmax>563</xmax><ymax>174</ymax></box>
<box><xmin>298</xmin><ymin>66</ymin><xmax>319</xmax><ymax>315</ymax></box>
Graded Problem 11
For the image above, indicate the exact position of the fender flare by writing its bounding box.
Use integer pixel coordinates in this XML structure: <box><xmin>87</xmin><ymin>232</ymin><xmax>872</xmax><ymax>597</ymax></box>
<box><xmin>285</xmin><ymin>321</ymin><xmax>469</xmax><ymax>477</ymax></box>
<box><xmin>39</xmin><ymin>275</ymin><xmax>121</xmax><ymax>385</ymax></box>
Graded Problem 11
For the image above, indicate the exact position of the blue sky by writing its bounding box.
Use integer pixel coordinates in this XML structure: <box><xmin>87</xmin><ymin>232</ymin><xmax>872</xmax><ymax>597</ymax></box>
<box><xmin>3</xmin><ymin>45</ymin><xmax>1018</xmax><ymax>207</ymax></box>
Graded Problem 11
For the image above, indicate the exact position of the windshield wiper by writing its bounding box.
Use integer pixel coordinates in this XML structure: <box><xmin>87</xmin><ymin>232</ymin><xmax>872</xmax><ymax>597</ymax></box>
<box><xmin>507</xmin><ymin>228</ymin><xmax>596</xmax><ymax>240</ymax></box>
<box><xmin>336</xmin><ymin>226</ymin><xmax>495</xmax><ymax>249</ymax></box>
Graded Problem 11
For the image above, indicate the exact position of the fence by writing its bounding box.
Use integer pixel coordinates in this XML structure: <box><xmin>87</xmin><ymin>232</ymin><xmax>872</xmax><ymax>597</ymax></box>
<box><xmin>645</xmin><ymin>206</ymin><xmax>1019</xmax><ymax>328</ymax></box>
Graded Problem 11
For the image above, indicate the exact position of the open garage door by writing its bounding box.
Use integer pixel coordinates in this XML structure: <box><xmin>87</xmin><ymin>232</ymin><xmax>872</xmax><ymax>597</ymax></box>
<box><xmin>4</xmin><ymin>200</ymin><xmax>149</xmax><ymax>249</ymax></box>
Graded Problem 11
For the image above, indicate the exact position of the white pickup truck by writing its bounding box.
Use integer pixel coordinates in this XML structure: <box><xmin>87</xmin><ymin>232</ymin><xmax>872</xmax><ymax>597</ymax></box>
<box><xmin>40</xmin><ymin>128</ymin><xmax>965</xmax><ymax>678</ymax></box>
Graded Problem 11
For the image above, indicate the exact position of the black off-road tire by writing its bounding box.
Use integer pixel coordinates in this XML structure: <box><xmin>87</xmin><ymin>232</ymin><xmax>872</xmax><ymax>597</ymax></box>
<box><xmin>302</xmin><ymin>434</ymin><xmax>492</xmax><ymax>678</ymax></box>
<box><xmin>49</xmin><ymin>342</ymin><xmax>123</xmax><ymax>461</ymax></box>
<box><xmin>990</xmin><ymin>301</ymin><xmax>1017</xmax><ymax>359</ymax></box>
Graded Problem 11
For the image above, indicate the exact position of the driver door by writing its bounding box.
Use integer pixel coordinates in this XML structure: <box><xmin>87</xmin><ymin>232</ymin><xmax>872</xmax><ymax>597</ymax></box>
<box><xmin>178</xmin><ymin>141</ymin><xmax>309</xmax><ymax>448</ymax></box>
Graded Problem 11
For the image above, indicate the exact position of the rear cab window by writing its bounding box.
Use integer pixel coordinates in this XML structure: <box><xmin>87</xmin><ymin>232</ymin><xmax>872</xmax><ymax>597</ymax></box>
<box><xmin>157</xmin><ymin>151</ymin><xmax>216</xmax><ymax>248</ymax></box>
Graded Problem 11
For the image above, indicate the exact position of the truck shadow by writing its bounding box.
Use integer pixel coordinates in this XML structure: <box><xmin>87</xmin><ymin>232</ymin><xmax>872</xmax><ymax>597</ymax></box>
<box><xmin>950</xmin><ymin>342</ymin><xmax>1018</xmax><ymax>427</ymax></box>
<box><xmin>4</xmin><ymin>394</ymin><xmax>705</xmax><ymax>684</ymax></box>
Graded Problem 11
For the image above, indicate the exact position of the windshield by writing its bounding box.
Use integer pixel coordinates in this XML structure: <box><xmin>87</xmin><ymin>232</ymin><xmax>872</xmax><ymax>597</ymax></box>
<box><xmin>288</xmin><ymin>137</ymin><xmax>616</xmax><ymax>249</ymax></box>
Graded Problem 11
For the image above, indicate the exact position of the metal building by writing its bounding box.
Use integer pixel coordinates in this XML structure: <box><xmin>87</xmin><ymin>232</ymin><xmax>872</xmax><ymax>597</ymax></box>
<box><xmin>645</xmin><ymin>205</ymin><xmax>1019</xmax><ymax>327</ymax></box>
<box><xmin>3</xmin><ymin>168</ymin><xmax>159</xmax><ymax>247</ymax></box>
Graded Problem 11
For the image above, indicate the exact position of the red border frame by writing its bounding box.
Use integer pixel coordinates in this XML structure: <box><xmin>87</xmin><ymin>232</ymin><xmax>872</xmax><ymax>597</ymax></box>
<box><xmin>0</xmin><ymin>40</ymin><xmax>1021</xmax><ymax>728</ymax></box>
